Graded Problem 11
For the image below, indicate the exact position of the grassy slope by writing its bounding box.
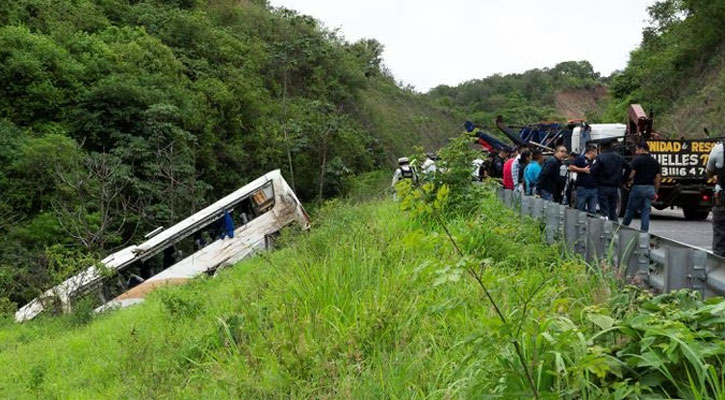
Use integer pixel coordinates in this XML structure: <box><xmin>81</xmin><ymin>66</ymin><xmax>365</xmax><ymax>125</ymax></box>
<box><xmin>657</xmin><ymin>52</ymin><xmax>725</xmax><ymax>138</ymax></box>
<box><xmin>0</xmin><ymin>187</ymin><xmax>605</xmax><ymax>399</ymax></box>
<box><xmin>358</xmin><ymin>79</ymin><xmax>462</xmax><ymax>164</ymax></box>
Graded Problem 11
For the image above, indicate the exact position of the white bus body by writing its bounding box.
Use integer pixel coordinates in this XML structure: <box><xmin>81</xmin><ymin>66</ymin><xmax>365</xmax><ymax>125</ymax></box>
<box><xmin>16</xmin><ymin>170</ymin><xmax>309</xmax><ymax>322</ymax></box>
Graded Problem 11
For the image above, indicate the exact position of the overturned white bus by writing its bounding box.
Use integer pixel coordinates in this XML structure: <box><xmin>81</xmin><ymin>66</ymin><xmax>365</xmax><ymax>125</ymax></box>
<box><xmin>16</xmin><ymin>170</ymin><xmax>309</xmax><ymax>322</ymax></box>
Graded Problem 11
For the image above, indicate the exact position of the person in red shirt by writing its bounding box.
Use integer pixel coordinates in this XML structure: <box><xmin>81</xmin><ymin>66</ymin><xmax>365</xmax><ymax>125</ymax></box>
<box><xmin>502</xmin><ymin>154</ymin><xmax>516</xmax><ymax>190</ymax></box>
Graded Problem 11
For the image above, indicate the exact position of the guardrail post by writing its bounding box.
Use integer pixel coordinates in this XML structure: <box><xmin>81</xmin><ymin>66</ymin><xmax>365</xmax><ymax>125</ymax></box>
<box><xmin>545</xmin><ymin>202</ymin><xmax>558</xmax><ymax>244</ymax></box>
<box><xmin>520</xmin><ymin>194</ymin><xmax>529</xmax><ymax>217</ymax></box>
<box><xmin>603</xmin><ymin>220</ymin><xmax>614</xmax><ymax>260</ymax></box>
<box><xmin>512</xmin><ymin>190</ymin><xmax>521</xmax><ymax>211</ymax></box>
<box><xmin>558</xmin><ymin>204</ymin><xmax>566</xmax><ymax>241</ymax></box>
<box><xmin>586</xmin><ymin>217</ymin><xmax>604</xmax><ymax>263</ymax></box>
<box><xmin>617</xmin><ymin>228</ymin><xmax>639</xmax><ymax>279</ymax></box>
<box><xmin>636</xmin><ymin>232</ymin><xmax>650</xmax><ymax>286</ymax></box>
<box><xmin>664</xmin><ymin>246</ymin><xmax>692</xmax><ymax>292</ymax></box>
<box><xmin>564</xmin><ymin>208</ymin><xmax>578</xmax><ymax>253</ymax></box>
<box><xmin>691</xmin><ymin>250</ymin><xmax>707</xmax><ymax>298</ymax></box>
<box><xmin>576</xmin><ymin>211</ymin><xmax>587</xmax><ymax>256</ymax></box>
<box><xmin>532</xmin><ymin>197</ymin><xmax>543</xmax><ymax>220</ymax></box>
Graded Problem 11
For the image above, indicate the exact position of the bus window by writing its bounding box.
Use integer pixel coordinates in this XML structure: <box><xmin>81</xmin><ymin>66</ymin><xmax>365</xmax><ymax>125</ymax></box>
<box><xmin>252</xmin><ymin>182</ymin><xmax>275</xmax><ymax>213</ymax></box>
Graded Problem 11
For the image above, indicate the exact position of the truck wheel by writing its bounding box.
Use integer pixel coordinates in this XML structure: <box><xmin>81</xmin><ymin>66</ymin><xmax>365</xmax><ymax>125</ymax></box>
<box><xmin>617</xmin><ymin>187</ymin><xmax>630</xmax><ymax>218</ymax></box>
<box><xmin>683</xmin><ymin>207</ymin><xmax>710</xmax><ymax>221</ymax></box>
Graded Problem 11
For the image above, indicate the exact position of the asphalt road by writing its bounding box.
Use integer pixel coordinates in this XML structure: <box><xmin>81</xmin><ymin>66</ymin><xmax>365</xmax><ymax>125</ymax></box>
<box><xmin>630</xmin><ymin>208</ymin><xmax>713</xmax><ymax>250</ymax></box>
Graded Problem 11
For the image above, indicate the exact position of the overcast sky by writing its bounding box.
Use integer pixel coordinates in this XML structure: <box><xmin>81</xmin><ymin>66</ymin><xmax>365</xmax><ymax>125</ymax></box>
<box><xmin>268</xmin><ymin>0</ymin><xmax>657</xmax><ymax>92</ymax></box>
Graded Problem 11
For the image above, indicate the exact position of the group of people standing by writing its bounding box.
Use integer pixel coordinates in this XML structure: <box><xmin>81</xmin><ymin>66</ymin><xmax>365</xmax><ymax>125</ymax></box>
<box><xmin>392</xmin><ymin>137</ymin><xmax>725</xmax><ymax>256</ymax></box>
<box><xmin>480</xmin><ymin>140</ymin><xmax>663</xmax><ymax>232</ymax></box>
<box><xmin>390</xmin><ymin>153</ymin><xmax>440</xmax><ymax>198</ymax></box>
<box><xmin>392</xmin><ymin>140</ymin><xmax>663</xmax><ymax>232</ymax></box>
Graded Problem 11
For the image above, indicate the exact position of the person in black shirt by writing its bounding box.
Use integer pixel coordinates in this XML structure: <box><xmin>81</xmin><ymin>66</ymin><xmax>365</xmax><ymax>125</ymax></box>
<box><xmin>538</xmin><ymin>145</ymin><xmax>568</xmax><ymax>201</ymax></box>
<box><xmin>489</xmin><ymin>148</ymin><xmax>509</xmax><ymax>179</ymax></box>
<box><xmin>568</xmin><ymin>145</ymin><xmax>598</xmax><ymax>213</ymax></box>
<box><xmin>591</xmin><ymin>140</ymin><xmax>632</xmax><ymax>222</ymax></box>
<box><xmin>622</xmin><ymin>142</ymin><xmax>661</xmax><ymax>232</ymax></box>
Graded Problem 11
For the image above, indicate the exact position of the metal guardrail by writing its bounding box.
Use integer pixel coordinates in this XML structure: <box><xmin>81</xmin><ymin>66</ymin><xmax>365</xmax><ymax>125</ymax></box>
<box><xmin>496</xmin><ymin>187</ymin><xmax>723</xmax><ymax>298</ymax></box>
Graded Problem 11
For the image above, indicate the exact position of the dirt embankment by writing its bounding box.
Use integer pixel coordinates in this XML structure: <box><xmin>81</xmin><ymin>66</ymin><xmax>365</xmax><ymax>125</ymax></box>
<box><xmin>554</xmin><ymin>86</ymin><xmax>608</xmax><ymax>120</ymax></box>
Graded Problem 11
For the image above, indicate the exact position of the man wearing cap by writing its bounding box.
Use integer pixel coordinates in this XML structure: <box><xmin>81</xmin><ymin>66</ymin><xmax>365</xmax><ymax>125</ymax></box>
<box><xmin>708</xmin><ymin>141</ymin><xmax>725</xmax><ymax>256</ymax></box>
<box><xmin>422</xmin><ymin>153</ymin><xmax>438</xmax><ymax>175</ymax></box>
<box><xmin>622</xmin><ymin>142</ymin><xmax>661</xmax><ymax>232</ymax></box>
<box><xmin>391</xmin><ymin>157</ymin><xmax>418</xmax><ymax>199</ymax></box>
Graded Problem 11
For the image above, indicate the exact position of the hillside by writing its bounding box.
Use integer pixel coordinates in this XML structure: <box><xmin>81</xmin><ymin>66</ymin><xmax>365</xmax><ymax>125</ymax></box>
<box><xmin>0</xmin><ymin>0</ymin><xmax>457</xmax><ymax>311</ymax></box>
<box><xmin>554</xmin><ymin>86</ymin><xmax>608</xmax><ymax>121</ymax></box>
<box><xmin>427</xmin><ymin>61</ymin><xmax>607</xmax><ymax>128</ymax></box>
<box><xmin>358</xmin><ymin>79</ymin><xmax>462</xmax><ymax>165</ymax></box>
<box><xmin>604</xmin><ymin>0</ymin><xmax>725</xmax><ymax>138</ymax></box>
<box><xmin>655</xmin><ymin>50</ymin><xmax>725</xmax><ymax>137</ymax></box>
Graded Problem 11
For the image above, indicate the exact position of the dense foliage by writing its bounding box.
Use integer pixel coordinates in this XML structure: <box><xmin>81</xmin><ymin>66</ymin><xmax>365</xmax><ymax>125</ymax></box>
<box><xmin>604</xmin><ymin>0</ymin><xmax>725</xmax><ymax>136</ymax></box>
<box><xmin>0</xmin><ymin>0</ymin><xmax>458</xmax><ymax>309</ymax></box>
<box><xmin>427</xmin><ymin>60</ymin><xmax>605</xmax><ymax>127</ymax></box>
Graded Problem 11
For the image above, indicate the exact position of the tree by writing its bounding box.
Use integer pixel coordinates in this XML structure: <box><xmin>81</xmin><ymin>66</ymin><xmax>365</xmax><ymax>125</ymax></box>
<box><xmin>54</xmin><ymin>152</ymin><xmax>133</xmax><ymax>252</ymax></box>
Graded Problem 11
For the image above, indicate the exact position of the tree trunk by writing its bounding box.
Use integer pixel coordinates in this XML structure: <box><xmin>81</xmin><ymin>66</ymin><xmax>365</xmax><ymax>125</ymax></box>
<box><xmin>318</xmin><ymin>139</ymin><xmax>327</xmax><ymax>202</ymax></box>
<box><xmin>282</xmin><ymin>64</ymin><xmax>296</xmax><ymax>192</ymax></box>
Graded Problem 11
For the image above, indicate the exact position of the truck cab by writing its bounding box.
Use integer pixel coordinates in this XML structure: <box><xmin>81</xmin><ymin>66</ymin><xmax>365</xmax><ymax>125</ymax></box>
<box><xmin>570</xmin><ymin>123</ymin><xmax>626</xmax><ymax>154</ymax></box>
<box><xmin>570</xmin><ymin>122</ymin><xmax>715</xmax><ymax>220</ymax></box>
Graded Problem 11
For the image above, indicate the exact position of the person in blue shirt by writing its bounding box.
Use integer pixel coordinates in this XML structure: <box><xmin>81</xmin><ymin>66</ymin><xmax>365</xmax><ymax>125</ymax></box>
<box><xmin>524</xmin><ymin>149</ymin><xmax>543</xmax><ymax>195</ymax></box>
<box><xmin>568</xmin><ymin>145</ymin><xmax>598</xmax><ymax>213</ymax></box>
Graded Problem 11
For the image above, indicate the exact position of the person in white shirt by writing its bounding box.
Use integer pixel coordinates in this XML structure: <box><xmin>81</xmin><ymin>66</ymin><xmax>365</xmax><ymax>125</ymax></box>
<box><xmin>511</xmin><ymin>145</ymin><xmax>528</xmax><ymax>192</ymax></box>
<box><xmin>391</xmin><ymin>157</ymin><xmax>418</xmax><ymax>199</ymax></box>
<box><xmin>422</xmin><ymin>153</ymin><xmax>438</xmax><ymax>175</ymax></box>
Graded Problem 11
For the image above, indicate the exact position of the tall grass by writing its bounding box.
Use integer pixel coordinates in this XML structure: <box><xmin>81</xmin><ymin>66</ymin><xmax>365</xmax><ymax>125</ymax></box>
<box><xmin>0</xmin><ymin>189</ymin><xmax>607</xmax><ymax>398</ymax></box>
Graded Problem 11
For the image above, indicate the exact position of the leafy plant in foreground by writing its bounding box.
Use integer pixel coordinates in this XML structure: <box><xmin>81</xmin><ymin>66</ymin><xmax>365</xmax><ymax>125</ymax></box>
<box><xmin>398</xmin><ymin>133</ymin><xmax>543</xmax><ymax>399</ymax></box>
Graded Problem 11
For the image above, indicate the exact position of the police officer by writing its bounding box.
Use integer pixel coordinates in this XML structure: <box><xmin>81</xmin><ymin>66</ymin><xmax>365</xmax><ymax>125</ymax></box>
<box><xmin>391</xmin><ymin>157</ymin><xmax>418</xmax><ymax>199</ymax></box>
<box><xmin>422</xmin><ymin>152</ymin><xmax>438</xmax><ymax>175</ymax></box>
<box><xmin>707</xmin><ymin>141</ymin><xmax>725</xmax><ymax>256</ymax></box>
<box><xmin>591</xmin><ymin>140</ymin><xmax>632</xmax><ymax>222</ymax></box>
